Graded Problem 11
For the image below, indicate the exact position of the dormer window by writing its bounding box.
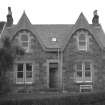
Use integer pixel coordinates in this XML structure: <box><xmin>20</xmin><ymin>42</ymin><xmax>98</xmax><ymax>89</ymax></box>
<box><xmin>17</xmin><ymin>31</ymin><xmax>34</xmax><ymax>53</ymax></box>
<box><xmin>76</xmin><ymin>30</ymin><xmax>89</xmax><ymax>51</ymax></box>
<box><xmin>20</xmin><ymin>33</ymin><xmax>30</xmax><ymax>52</ymax></box>
<box><xmin>78</xmin><ymin>34</ymin><xmax>87</xmax><ymax>50</ymax></box>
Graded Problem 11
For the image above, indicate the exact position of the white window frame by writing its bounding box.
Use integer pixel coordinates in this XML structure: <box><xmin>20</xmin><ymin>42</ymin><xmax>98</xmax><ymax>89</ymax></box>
<box><xmin>77</xmin><ymin>31</ymin><xmax>89</xmax><ymax>51</ymax></box>
<box><xmin>75</xmin><ymin>62</ymin><xmax>92</xmax><ymax>83</ymax></box>
<box><xmin>18</xmin><ymin>31</ymin><xmax>33</xmax><ymax>53</ymax></box>
<box><xmin>16</xmin><ymin>63</ymin><xmax>33</xmax><ymax>84</ymax></box>
<box><xmin>80</xmin><ymin>85</ymin><xmax>92</xmax><ymax>92</ymax></box>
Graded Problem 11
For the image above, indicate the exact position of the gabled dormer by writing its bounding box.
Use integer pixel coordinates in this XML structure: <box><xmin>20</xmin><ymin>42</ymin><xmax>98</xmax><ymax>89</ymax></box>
<box><xmin>63</xmin><ymin>12</ymin><xmax>105</xmax><ymax>52</ymax></box>
<box><xmin>16</xmin><ymin>11</ymin><xmax>32</xmax><ymax>29</ymax></box>
<box><xmin>74</xmin><ymin>12</ymin><xmax>89</xmax><ymax>29</ymax></box>
<box><xmin>63</xmin><ymin>12</ymin><xmax>90</xmax><ymax>51</ymax></box>
<box><xmin>73</xmin><ymin>13</ymin><xmax>90</xmax><ymax>51</ymax></box>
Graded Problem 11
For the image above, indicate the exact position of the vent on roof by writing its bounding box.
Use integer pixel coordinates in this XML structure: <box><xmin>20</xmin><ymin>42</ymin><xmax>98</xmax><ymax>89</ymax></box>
<box><xmin>51</xmin><ymin>37</ymin><xmax>57</xmax><ymax>42</ymax></box>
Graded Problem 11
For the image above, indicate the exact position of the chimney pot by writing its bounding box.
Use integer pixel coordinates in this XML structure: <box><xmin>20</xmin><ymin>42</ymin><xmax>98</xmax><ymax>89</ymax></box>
<box><xmin>92</xmin><ymin>10</ymin><xmax>99</xmax><ymax>25</ymax></box>
<box><xmin>6</xmin><ymin>7</ymin><xmax>13</xmax><ymax>27</ymax></box>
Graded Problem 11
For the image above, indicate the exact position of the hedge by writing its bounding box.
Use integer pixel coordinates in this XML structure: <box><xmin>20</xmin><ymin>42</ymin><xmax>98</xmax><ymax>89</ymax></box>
<box><xmin>0</xmin><ymin>91</ymin><xmax>105</xmax><ymax>105</ymax></box>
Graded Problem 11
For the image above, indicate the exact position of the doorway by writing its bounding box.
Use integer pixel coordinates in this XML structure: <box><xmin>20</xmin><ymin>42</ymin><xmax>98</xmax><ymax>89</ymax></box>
<box><xmin>49</xmin><ymin>62</ymin><xmax>58</xmax><ymax>88</ymax></box>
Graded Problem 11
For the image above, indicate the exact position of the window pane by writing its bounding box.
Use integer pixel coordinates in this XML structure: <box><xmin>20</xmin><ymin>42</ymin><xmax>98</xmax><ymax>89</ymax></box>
<box><xmin>22</xmin><ymin>42</ymin><xmax>28</xmax><ymax>47</ymax></box>
<box><xmin>79</xmin><ymin>34</ymin><xmax>85</xmax><ymax>40</ymax></box>
<box><xmin>77</xmin><ymin>62</ymin><xmax>82</xmax><ymax>70</ymax></box>
<box><xmin>79</xmin><ymin>41</ymin><xmax>86</xmax><ymax>46</ymax></box>
<box><xmin>26</xmin><ymin>72</ymin><xmax>32</xmax><ymax>78</ymax></box>
<box><xmin>30</xmin><ymin>39</ymin><xmax>34</xmax><ymax>49</ymax></box>
<box><xmin>85</xmin><ymin>71</ymin><xmax>91</xmax><ymax>77</ymax></box>
<box><xmin>17</xmin><ymin>64</ymin><xmax>23</xmax><ymax>71</ymax></box>
<box><xmin>85</xmin><ymin>62</ymin><xmax>90</xmax><ymax>71</ymax></box>
<box><xmin>26</xmin><ymin>63</ymin><xmax>32</xmax><ymax>71</ymax></box>
<box><xmin>78</xmin><ymin>34</ymin><xmax>87</xmax><ymax>50</ymax></box>
<box><xmin>21</xmin><ymin>34</ymin><xmax>28</xmax><ymax>41</ymax></box>
<box><xmin>26</xmin><ymin>63</ymin><xmax>32</xmax><ymax>78</ymax></box>
<box><xmin>77</xmin><ymin>71</ymin><xmax>82</xmax><ymax>77</ymax></box>
<box><xmin>17</xmin><ymin>72</ymin><xmax>23</xmax><ymax>78</ymax></box>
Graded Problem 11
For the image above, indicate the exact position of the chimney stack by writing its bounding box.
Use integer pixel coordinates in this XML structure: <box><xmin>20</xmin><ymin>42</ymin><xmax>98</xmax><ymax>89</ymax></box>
<box><xmin>6</xmin><ymin>7</ymin><xmax>13</xmax><ymax>27</ymax></box>
<box><xmin>92</xmin><ymin>10</ymin><xmax>99</xmax><ymax>25</ymax></box>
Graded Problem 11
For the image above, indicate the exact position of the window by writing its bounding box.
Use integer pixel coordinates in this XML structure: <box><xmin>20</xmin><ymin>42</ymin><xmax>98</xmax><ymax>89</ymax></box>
<box><xmin>17</xmin><ymin>64</ymin><xmax>23</xmax><ymax>78</ymax></box>
<box><xmin>51</xmin><ymin>37</ymin><xmax>57</xmax><ymax>42</ymax></box>
<box><xmin>18</xmin><ymin>31</ymin><xmax>34</xmax><ymax>52</ymax></box>
<box><xmin>75</xmin><ymin>61</ymin><xmax>92</xmax><ymax>83</ymax></box>
<box><xmin>77</xmin><ymin>34</ymin><xmax>88</xmax><ymax>51</ymax></box>
<box><xmin>80</xmin><ymin>85</ymin><xmax>92</xmax><ymax>92</ymax></box>
<box><xmin>76</xmin><ymin>30</ymin><xmax>89</xmax><ymax>51</ymax></box>
<box><xmin>16</xmin><ymin>63</ymin><xmax>33</xmax><ymax>84</ymax></box>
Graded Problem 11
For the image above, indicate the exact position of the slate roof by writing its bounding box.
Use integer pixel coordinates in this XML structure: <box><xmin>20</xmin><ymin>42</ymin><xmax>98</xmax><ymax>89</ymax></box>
<box><xmin>34</xmin><ymin>25</ymin><xmax>73</xmax><ymax>49</ymax></box>
<box><xmin>1</xmin><ymin>12</ymin><xmax>105</xmax><ymax>51</ymax></box>
<box><xmin>0</xmin><ymin>21</ymin><xmax>6</xmax><ymax>33</ymax></box>
<box><xmin>0</xmin><ymin>21</ymin><xmax>6</xmax><ymax>48</ymax></box>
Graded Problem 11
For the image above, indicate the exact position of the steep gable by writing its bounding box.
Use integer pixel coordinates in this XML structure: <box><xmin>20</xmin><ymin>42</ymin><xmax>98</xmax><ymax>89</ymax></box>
<box><xmin>1</xmin><ymin>12</ymin><xmax>105</xmax><ymax>51</ymax></box>
<box><xmin>1</xmin><ymin>12</ymin><xmax>46</xmax><ymax>50</ymax></box>
<box><xmin>63</xmin><ymin>13</ymin><xmax>105</xmax><ymax>50</ymax></box>
<box><xmin>16</xmin><ymin>11</ymin><xmax>31</xmax><ymax>29</ymax></box>
<box><xmin>75</xmin><ymin>12</ymin><xmax>89</xmax><ymax>28</ymax></box>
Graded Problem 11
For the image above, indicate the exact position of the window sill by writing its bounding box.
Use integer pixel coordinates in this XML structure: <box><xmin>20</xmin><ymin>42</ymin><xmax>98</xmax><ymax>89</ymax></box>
<box><xmin>16</xmin><ymin>82</ymin><xmax>33</xmax><ymax>85</ymax></box>
<box><xmin>74</xmin><ymin>81</ymin><xmax>92</xmax><ymax>84</ymax></box>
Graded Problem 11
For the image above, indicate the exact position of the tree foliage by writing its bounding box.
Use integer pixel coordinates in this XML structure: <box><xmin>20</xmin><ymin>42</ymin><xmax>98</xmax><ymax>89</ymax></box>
<box><xmin>0</xmin><ymin>37</ymin><xmax>24</xmax><ymax>94</ymax></box>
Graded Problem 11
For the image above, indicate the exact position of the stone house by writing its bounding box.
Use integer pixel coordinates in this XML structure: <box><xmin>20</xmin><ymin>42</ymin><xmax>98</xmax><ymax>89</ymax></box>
<box><xmin>0</xmin><ymin>7</ymin><xmax>105</xmax><ymax>94</ymax></box>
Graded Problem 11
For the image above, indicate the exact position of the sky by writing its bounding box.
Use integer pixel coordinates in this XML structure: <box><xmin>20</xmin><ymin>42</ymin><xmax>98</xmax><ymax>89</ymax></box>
<box><xmin>0</xmin><ymin>0</ymin><xmax>105</xmax><ymax>31</ymax></box>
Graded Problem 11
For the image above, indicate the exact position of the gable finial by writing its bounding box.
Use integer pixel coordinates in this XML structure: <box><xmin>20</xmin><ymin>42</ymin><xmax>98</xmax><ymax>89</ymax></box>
<box><xmin>92</xmin><ymin>10</ymin><xmax>99</xmax><ymax>25</ymax></box>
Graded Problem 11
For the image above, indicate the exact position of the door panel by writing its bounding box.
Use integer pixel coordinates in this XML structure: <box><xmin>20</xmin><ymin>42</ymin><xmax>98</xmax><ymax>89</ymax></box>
<box><xmin>49</xmin><ymin>63</ymin><xmax>58</xmax><ymax>88</ymax></box>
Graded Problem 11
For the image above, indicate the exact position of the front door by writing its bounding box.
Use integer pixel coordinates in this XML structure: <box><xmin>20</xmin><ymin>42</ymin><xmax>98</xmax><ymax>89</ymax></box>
<box><xmin>49</xmin><ymin>62</ymin><xmax>58</xmax><ymax>88</ymax></box>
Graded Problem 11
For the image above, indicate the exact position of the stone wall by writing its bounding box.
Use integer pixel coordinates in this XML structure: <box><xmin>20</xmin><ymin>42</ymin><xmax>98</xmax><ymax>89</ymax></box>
<box><xmin>5</xmin><ymin>28</ymin><xmax>105</xmax><ymax>93</ymax></box>
<box><xmin>63</xmin><ymin>29</ymin><xmax>105</xmax><ymax>92</ymax></box>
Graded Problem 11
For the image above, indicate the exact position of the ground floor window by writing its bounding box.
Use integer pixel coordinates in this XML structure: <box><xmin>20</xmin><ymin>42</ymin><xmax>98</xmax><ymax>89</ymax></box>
<box><xmin>80</xmin><ymin>85</ymin><xmax>92</xmax><ymax>92</ymax></box>
<box><xmin>16</xmin><ymin>63</ymin><xmax>33</xmax><ymax>84</ymax></box>
<box><xmin>75</xmin><ymin>61</ymin><xmax>92</xmax><ymax>83</ymax></box>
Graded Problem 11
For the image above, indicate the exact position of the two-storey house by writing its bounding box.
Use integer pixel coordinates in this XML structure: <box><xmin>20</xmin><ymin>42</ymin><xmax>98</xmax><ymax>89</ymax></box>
<box><xmin>0</xmin><ymin>7</ymin><xmax>105</xmax><ymax>94</ymax></box>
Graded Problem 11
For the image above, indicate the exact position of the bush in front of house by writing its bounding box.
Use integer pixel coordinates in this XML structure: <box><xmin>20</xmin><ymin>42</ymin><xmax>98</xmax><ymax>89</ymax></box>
<box><xmin>0</xmin><ymin>91</ymin><xmax>105</xmax><ymax>105</ymax></box>
<box><xmin>0</xmin><ymin>37</ymin><xmax>25</xmax><ymax>94</ymax></box>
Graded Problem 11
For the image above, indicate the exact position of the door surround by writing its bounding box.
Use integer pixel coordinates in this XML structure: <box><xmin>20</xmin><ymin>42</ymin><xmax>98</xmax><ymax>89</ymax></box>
<box><xmin>47</xmin><ymin>59</ymin><xmax>62</xmax><ymax>89</ymax></box>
